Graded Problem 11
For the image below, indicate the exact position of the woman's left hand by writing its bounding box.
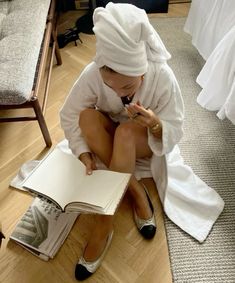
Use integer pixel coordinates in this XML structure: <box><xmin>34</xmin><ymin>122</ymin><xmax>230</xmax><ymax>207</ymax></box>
<box><xmin>125</xmin><ymin>101</ymin><xmax>161</xmax><ymax>129</ymax></box>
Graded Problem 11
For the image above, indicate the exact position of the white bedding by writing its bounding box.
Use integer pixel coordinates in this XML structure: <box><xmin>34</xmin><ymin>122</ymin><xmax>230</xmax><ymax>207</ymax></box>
<box><xmin>184</xmin><ymin>0</ymin><xmax>235</xmax><ymax>124</ymax></box>
<box><xmin>196</xmin><ymin>25</ymin><xmax>235</xmax><ymax>125</ymax></box>
<box><xmin>184</xmin><ymin>0</ymin><xmax>235</xmax><ymax>60</ymax></box>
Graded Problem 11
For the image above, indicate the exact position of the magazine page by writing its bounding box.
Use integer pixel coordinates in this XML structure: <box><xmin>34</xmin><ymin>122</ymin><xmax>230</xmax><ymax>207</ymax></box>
<box><xmin>15</xmin><ymin>243</ymin><xmax>50</xmax><ymax>261</ymax></box>
<box><xmin>10</xmin><ymin>197</ymin><xmax>79</xmax><ymax>259</ymax></box>
<box><xmin>48</xmin><ymin>219</ymin><xmax>77</xmax><ymax>258</ymax></box>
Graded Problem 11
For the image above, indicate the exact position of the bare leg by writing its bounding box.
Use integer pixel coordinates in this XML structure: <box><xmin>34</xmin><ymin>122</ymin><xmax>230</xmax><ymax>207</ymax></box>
<box><xmin>79</xmin><ymin>109</ymin><xmax>116</xmax><ymax>261</ymax></box>
<box><xmin>80</xmin><ymin>110</ymin><xmax>152</xmax><ymax>218</ymax></box>
<box><xmin>79</xmin><ymin>109</ymin><xmax>117</xmax><ymax>166</ymax></box>
<box><xmin>79</xmin><ymin>109</ymin><xmax>153</xmax><ymax>260</ymax></box>
<box><xmin>110</xmin><ymin>121</ymin><xmax>153</xmax><ymax>219</ymax></box>
<box><xmin>83</xmin><ymin>215</ymin><xmax>113</xmax><ymax>261</ymax></box>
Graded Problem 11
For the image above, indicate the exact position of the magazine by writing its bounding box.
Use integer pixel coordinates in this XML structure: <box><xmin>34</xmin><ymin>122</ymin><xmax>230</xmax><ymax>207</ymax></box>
<box><xmin>10</xmin><ymin>196</ymin><xmax>79</xmax><ymax>261</ymax></box>
<box><xmin>20</xmin><ymin>147</ymin><xmax>131</xmax><ymax>215</ymax></box>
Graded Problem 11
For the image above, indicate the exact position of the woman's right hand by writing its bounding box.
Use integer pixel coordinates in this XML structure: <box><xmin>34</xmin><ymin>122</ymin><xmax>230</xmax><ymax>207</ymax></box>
<box><xmin>79</xmin><ymin>152</ymin><xmax>97</xmax><ymax>175</ymax></box>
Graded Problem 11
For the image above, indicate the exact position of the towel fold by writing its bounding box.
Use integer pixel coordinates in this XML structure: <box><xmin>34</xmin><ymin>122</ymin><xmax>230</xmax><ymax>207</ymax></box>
<box><xmin>93</xmin><ymin>3</ymin><xmax>171</xmax><ymax>76</ymax></box>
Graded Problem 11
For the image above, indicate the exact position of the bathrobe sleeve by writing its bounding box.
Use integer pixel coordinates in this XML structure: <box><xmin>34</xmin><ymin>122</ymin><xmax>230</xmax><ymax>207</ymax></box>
<box><xmin>147</xmin><ymin>63</ymin><xmax>184</xmax><ymax>156</ymax></box>
<box><xmin>60</xmin><ymin>64</ymin><xmax>98</xmax><ymax>158</ymax></box>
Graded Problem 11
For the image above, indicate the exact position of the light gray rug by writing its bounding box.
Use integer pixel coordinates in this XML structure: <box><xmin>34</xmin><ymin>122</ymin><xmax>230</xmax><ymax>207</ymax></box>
<box><xmin>150</xmin><ymin>17</ymin><xmax>235</xmax><ymax>283</ymax></box>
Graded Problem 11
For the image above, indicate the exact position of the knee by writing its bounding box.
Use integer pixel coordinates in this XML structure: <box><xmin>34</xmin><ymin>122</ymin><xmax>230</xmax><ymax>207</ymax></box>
<box><xmin>79</xmin><ymin>108</ymin><xmax>96</xmax><ymax>128</ymax></box>
<box><xmin>79</xmin><ymin>109</ymin><xmax>105</xmax><ymax>140</ymax></box>
<box><xmin>115</xmin><ymin>123</ymin><xmax>136</xmax><ymax>143</ymax></box>
<box><xmin>79</xmin><ymin>109</ymin><xmax>98</xmax><ymax>136</ymax></box>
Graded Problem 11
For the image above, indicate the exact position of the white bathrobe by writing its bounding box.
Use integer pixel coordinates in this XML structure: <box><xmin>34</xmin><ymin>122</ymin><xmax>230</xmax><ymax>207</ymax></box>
<box><xmin>60</xmin><ymin>60</ymin><xmax>224</xmax><ymax>243</ymax></box>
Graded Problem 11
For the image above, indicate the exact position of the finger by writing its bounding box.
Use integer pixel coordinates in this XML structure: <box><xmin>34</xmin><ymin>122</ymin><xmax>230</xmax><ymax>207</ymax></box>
<box><xmin>126</xmin><ymin>104</ymin><xmax>141</xmax><ymax>115</ymax></box>
<box><xmin>126</xmin><ymin>106</ymin><xmax>146</xmax><ymax>122</ymax></box>
<box><xmin>129</xmin><ymin>103</ymin><xmax>149</xmax><ymax>117</ymax></box>
<box><xmin>91</xmin><ymin>153</ymin><xmax>97</xmax><ymax>169</ymax></box>
<box><xmin>86</xmin><ymin>163</ymin><xmax>93</xmax><ymax>175</ymax></box>
<box><xmin>91</xmin><ymin>160</ymin><xmax>97</xmax><ymax>170</ymax></box>
<box><xmin>131</xmin><ymin>112</ymin><xmax>140</xmax><ymax>119</ymax></box>
<box><xmin>125</xmin><ymin>105</ymin><xmax>136</xmax><ymax>118</ymax></box>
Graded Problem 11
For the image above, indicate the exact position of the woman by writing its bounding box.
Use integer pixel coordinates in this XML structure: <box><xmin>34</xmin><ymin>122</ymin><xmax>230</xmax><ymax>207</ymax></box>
<box><xmin>60</xmin><ymin>3</ymin><xmax>223</xmax><ymax>281</ymax></box>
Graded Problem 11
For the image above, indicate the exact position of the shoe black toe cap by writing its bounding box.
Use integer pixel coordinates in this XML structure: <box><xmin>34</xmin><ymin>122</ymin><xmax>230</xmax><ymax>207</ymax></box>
<box><xmin>140</xmin><ymin>225</ymin><xmax>156</xmax><ymax>239</ymax></box>
<box><xmin>75</xmin><ymin>264</ymin><xmax>93</xmax><ymax>281</ymax></box>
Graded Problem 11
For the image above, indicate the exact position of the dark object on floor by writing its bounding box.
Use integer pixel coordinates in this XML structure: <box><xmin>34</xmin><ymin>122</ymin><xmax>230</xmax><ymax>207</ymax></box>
<box><xmin>57</xmin><ymin>27</ymin><xmax>83</xmax><ymax>48</ymax></box>
<box><xmin>57</xmin><ymin>0</ymin><xmax>76</xmax><ymax>12</ymax></box>
<box><xmin>0</xmin><ymin>231</ymin><xmax>5</xmax><ymax>247</ymax></box>
<box><xmin>76</xmin><ymin>11</ymin><xmax>94</xmax><ymax>35</ymax></box>
<box><xmin>96</xmin><ymin>0</ymin><xmax>169</xmax><ymax>13</ymax></box>
<box><xmin>75</xmin><ymin>0</ymin><xmax>169</xmax><ymax>35</ymax></box>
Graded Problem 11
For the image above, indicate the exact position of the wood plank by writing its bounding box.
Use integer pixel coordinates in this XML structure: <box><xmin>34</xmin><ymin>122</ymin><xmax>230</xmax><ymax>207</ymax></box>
<box><xmin>0</xmin><ymin>4</ymin><xmax>190</xmax><ymax>282</ymax></box>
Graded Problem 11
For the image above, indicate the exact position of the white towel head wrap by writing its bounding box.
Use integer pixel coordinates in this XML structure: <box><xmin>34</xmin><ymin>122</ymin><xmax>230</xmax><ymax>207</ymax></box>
<box><xmin>93</xmin><ymin>2</ymin><xmax>171</xmax><ymax>76</ymax></box>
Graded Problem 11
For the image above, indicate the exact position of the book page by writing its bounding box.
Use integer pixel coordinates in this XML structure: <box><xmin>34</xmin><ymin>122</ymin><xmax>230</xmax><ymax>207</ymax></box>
<box><xmin>69</xmin><ymin>171</ymin><xmax>130</xmax><ymax>208</ymax></box>
<box><xmin>22</xmin><ymin>148</ymin><xmax>131</xmax><ymax>214</ymax></box>
<box><xmin>103</xmin><ymin>177</ymin><xmax>130</xmax><ymax>214</ymax></box>
<box><xmin>22</xmin><ymin>148</ymin><xmax>87</xmax><ymax>210</ymax></box>
<box><xmin>67</xmin><ymin>176</ymin><xmax>130</xmax><ymax>215</ymax></box>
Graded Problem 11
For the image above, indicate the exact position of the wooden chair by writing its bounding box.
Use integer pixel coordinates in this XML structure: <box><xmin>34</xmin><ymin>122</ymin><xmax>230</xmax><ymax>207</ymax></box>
<box><xmin>0</xmin><ymin>0</ymin><xmax>62</xmax><ymax>147</ymax></box>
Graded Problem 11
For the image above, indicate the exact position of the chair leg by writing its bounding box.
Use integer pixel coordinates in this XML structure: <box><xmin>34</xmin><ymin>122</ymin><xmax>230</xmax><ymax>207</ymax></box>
<box><xmin>52</xmin><ymin>26</ymin><xmax>62</xmax><ymax>66</ymax></box>
<box><xmin>32</xmin><ymin>98</ymin><xmax>52</xmax><ymax>147</ymax></box>
<box><xmin>55</xmin><ymin>40</ymin><xmax>62</xmax><ymax>65</ymax></box>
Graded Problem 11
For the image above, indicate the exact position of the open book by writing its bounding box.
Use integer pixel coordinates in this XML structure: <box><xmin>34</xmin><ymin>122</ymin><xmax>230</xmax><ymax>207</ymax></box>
<box><xmin>10</xmin><ymin>197</ymin><xmax>79</xmax><ymax>261</ymax></box>
<box><xmin>21</xmin><ymin>147</ymin><xmax>131</xmax><ymax>215</ymax></box>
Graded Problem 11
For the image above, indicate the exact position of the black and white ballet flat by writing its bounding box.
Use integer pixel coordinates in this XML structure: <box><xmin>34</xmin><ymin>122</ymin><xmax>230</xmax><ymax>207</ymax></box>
<box><xmin>133</xmin><ymin>184</ymin><xmax>157</xmax><ymax>239</ymax></box>
<box><xmin>75</xmin><ymin>231</ymin><xmax>114</xmax><ymax>281</ymax></box>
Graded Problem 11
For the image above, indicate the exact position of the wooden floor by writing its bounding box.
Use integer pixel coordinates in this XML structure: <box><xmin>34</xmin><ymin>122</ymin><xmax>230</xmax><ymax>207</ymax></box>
<box><xmin>0</xmin><ymin>3</ymin><xmax>190</xmax><ymax>283</ymax></box>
